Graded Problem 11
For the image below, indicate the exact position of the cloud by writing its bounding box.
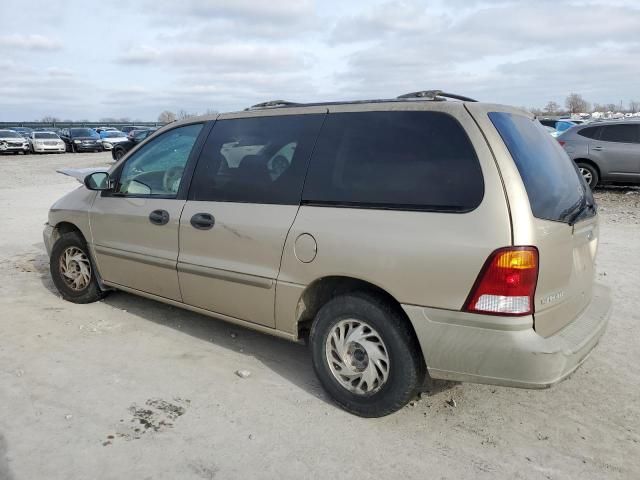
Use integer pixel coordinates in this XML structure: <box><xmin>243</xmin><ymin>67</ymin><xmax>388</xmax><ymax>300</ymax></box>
<box><xmin>116</xmin><ymin>43</ymin><xmax>306</xmax><ymax>73</ymax></box>
<box><xmin>117</xmin><ymin>46</ymin><xmax>161</xmax><ymax>65</ymax></box>
<box><xmin>1</xmin><ymin>0</ymin><xmax>639</xmax><ymax>120</ymax></box>
<box><xmin>0</xmin><ymin>34</ymin><xmax>62</xmax><ymax>50</ymax></box>
<box><xmin>327</xmin><ymin>1</ymin><xmax>640</xmax><ymax>103</ymax></box>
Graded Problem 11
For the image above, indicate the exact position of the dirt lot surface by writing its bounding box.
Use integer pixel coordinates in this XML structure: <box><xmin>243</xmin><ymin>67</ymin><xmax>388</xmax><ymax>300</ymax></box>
<box><xmin>1</xmin><ymin>152</ymin><xmax>639</xmax><ymax>480</ymax></box>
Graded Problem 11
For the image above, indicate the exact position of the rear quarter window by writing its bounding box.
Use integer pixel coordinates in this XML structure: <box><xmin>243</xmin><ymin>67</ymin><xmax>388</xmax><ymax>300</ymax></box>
<box><xmin>489</xmin><ymin>112</ymin><xmax>588</xmax><ymax>223</ymax></box>
<box><xmin>302</xmin><ymin>111</ymin><xmax>484</xmax><ymax>212</ymax></box>
<box><xmin>577</xmin><ymin>126</ymin><xmax>600</xmax><ymax>139</ymax></box>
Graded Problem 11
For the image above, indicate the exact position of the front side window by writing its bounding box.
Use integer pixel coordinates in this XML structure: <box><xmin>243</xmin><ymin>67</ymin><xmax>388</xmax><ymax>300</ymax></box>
<box><xmin>598</xmin><ymin>124</ymin><xmax>639</xmax><ymax>143</ymax></box>
<box><xmin>189</xmin><ymin>114</ymin><xmax>325</xmax><ymax>204</ymax></box>
<box><xmin>302</xmin><ymin>111</ymin><xmax>484</xmax><ymax>211</ymax></box>
<box><xmin>116</xmin><ymin>123</ymin><xmax>203</xmax><ymax>196</ymax></box>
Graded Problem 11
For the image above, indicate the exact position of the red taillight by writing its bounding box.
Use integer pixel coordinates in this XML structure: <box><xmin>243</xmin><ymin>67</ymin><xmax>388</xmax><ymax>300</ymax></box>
<box><xmin>464</xmin><ymin>247</ymin><xmax>539</xmax><ymax>316</ymax></box>
<box><xmin>558</xmin><ymin>140</ymin><xmax>566</xmax><ymax>146</ymax></box>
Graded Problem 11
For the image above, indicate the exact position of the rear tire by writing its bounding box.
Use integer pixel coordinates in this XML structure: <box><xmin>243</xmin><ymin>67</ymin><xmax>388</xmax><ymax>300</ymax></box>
<box><xmin>50</xmin><ymin>231</ymin><xmax>106</xmax><ymax>304</ymax></box>
<box><xmin>310</xmin><ymin>292</ymin><xmax>424</xmax><ymax>417</ymax></box>
<box><xmin>114</xmin><ymin>148</ymin><xmax>125</xmax><ymax>160</ymax></box>
<box><xmin>577</xmin><ymin>162</ymin><xmax>599</xmax><ymax>189</ymax></box>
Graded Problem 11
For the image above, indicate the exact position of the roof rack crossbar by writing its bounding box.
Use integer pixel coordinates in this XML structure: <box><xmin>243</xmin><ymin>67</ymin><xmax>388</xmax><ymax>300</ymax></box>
<box><xmin>397</xmin><ymin>90</ymin><xmax>478</xmax><ymax>102</ymax></box>
<box><xmin>247</xmin><ymin>100</ymin><xmax>301</xmax><ymax>110</ymax></box>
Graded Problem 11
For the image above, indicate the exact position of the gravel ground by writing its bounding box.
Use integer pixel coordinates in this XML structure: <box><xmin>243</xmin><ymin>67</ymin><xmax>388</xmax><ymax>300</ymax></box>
<box><xmin>1</xmin><ymin>152</ymin><xmax>639</xmax><ymax>480</ymax></box>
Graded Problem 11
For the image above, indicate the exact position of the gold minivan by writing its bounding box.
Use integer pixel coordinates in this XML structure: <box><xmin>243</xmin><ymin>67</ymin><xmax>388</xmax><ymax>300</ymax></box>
<box><xmin>44</xmin><ymin>92</ymin><xmax>611</xmax><ymax>417</ymax></box>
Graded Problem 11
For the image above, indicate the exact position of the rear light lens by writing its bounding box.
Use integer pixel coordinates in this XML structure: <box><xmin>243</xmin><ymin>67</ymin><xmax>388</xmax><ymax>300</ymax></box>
<box><xmin>558</xmin><ymin>140</ymin><xmax>566</xmax><ymax>146</ymax></box>
<box><xmin>464</xmin><ymin>247</ymin><xmax>539</xmax><ymax>316</ymax></box>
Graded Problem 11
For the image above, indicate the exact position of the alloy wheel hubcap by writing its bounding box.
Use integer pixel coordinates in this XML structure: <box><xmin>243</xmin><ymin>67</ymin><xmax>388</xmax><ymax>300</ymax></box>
<box><xmin>59</xmin><ymin>246</ymin><xmax>91</xmax><ymax>291</ymax></box>
<box><xmin>580</xmin><ymin>167</ymin><xmax>593</xmax><ymax>185</ymax></box>
<box><xmin>325</xmin><ymin>319</ymin><xmax>390</xmax><ymax>395</ymax></box>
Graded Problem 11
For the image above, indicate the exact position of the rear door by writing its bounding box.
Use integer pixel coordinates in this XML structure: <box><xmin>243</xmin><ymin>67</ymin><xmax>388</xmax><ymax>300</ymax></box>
<box><xmin>468</xmin><ymin>105</ymin><xmax>598</xmax><ymax>337</ymax></box>
<box><xmin>589</xmin><ymin>124</ymin><xmax>640</xmax><ymax>181</ymax></box>
<box><xmin>177</xmin><ymin>109</ymin><xmax>325</xmax><ymax>327</ymax></box>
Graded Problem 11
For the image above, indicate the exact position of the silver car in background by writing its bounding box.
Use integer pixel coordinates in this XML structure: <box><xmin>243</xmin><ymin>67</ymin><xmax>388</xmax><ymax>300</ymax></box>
<box><xmin>99</xmin><ymin>130</ymin><xmax>129</xmax><ymax>150</ymax></box>
<box><xmin>0</xmin><ymin>129</ymin><xmax>30</xmax><ymax>154</ymax></box>
<box><xmin>558</xmin><ymin>120</ymin><xmax>640</xmax><ymax>187</ymax></box>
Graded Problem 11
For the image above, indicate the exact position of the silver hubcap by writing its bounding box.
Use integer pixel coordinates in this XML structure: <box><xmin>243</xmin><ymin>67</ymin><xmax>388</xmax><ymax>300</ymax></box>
<box><xmin>580</xmin><ymin>167</ymin><xmax>593</xmax><ymax>185</ymax></box>
<box><xmin>325</xmin><ymin>319</ymin><xmax>390</xmax><ymax>395</ymax></box>
<box><xmin>59</xmin><ymin>246</ymin><xmax>91</xmax><ymax>291</ymax></box>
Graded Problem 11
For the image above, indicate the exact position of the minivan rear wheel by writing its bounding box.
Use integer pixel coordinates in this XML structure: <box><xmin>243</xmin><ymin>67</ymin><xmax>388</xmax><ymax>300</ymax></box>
<box><xmin>310</xmin><ymin>292</ymin><xmax>423</xmax><ymax>417</ymax></box>
<box><xmin>577</xmin><ymin>162</ymin><xmax>599</xmax><ymax>189</ymax></box>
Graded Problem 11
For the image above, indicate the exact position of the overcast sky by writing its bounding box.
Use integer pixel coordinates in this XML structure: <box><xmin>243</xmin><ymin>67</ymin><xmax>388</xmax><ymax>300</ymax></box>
<box><xmin>1</xmin><ymin>0</ymin><xmax>639</xmax><ymax>121</ymax></box>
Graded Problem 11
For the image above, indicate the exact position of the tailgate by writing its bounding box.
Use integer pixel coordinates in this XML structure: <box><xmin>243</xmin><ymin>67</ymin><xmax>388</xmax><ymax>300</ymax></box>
<box><xmin>533</xmin><ymin>215</ymin><xmax>598</xmax><ymax>337</ymax></box>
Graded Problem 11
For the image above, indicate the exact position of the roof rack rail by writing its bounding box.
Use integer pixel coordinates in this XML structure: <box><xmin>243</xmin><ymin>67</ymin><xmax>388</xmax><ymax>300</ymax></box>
<box><xmin>397</xmin><ymin>90</ymin><xmax>478</xmax><ymax>102</ymax></box>
<box><xmin>246</xmin><ymin>100</ymin><xmax>301</xmax><ymax>110</ymax></box>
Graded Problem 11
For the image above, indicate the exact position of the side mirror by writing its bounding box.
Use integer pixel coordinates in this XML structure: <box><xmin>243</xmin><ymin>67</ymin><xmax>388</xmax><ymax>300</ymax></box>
<box><xmin>84</xmin><ymin>172</ymin><xmax>110</xmax><ymax>191</ymax></box>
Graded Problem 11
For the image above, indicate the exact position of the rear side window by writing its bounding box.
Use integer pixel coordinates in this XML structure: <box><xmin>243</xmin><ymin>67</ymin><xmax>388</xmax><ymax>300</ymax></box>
<box><xmin>489</xmin><ymin>112</ymin><xmax>589</xmax><ymax>223</ymax></box>
<box><xmin>302</xmin><ymin>111</ymin><xmax>484</xmax><ymax>212</ymax></box>
<box><xmin>189</xmin><ymin>114</ymin><xmax>325</xmax><ymax>205</ymax></box>
<box><xmin>599</xmin><ymin>124</ymin><xmax>639</xmax><ymax>143</ymax></box>
<box><xmin>577</xmin><ymin>126</ymin><xmax>600</xmax><ymax>139</ymax></box>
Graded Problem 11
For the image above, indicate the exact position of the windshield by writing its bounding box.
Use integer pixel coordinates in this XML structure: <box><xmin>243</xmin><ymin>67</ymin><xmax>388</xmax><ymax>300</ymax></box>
<box><xmin>104</xmin><ymin>131</ymin><xmax>126</xmax><ymax>138</ymax></box>
<box><xmin>489</xmin><ymin>112</ymin><xmax>595</xmax><ymax>224</ymax></box>
<box><xmin>34</xmin><ymin>132</ymin><xmax>59</xmax><ymax>139</ymax></box>
<box><xmin>70</xmin><ymin>128</ymin><xmax>98</xmax><ymax>138</ymax></box>
<box><xmin>0</xmin><ymin>131</ymin><xmax>23</xmax><ymax>138</ymax></box>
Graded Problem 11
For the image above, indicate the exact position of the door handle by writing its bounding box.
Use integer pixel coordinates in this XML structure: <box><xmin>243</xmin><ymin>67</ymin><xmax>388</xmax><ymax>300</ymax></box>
<box><xmin>149</xmin><ymin>209</ymin><xmax>170</xmax><ymax>225</ymax></box>
<box><xmin>190</xmin><ymin>213</ymin><xmax>215</xmax><ymax>230</ymax></box>
<box><xmin>592</xmin><ymin>146</ymin><xmax>604</xmax><ymax>151</ymax></box>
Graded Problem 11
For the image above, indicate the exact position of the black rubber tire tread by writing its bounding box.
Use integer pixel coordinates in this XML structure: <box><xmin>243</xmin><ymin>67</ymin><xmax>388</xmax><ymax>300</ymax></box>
<box><xmin>50</xmin><ymin>231</ymin><xmax>106</xmax><ymax>304</ymax></box>
<box><xmin>309</xmin><ymin>291</ymin><xmax>424</xmax><ymax>417</ymax></box>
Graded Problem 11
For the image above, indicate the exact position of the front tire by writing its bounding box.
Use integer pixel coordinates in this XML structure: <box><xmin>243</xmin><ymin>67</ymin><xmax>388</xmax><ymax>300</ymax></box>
<box><xmin>310</xmin><ymin>292</ymin><xmax>424</xmax><ymax>417</ymax></box>
<box><xmin>50</xmin><ymin>232</ymin><xmax>105</xmax><ymax>304</ymax></box>
<box><xmin>577</xmin><ymin>162</ymin><xmax>599</xmax><ymax>189</ymax></box>
<box><xmin>113</xmin><ymin>148</ymin><xmax>125</xmax><ymax>160</ymax></box>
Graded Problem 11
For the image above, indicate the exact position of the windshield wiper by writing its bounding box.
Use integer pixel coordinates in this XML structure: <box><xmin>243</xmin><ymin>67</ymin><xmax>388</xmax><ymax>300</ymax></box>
<box><xmin>567</xmin><ymin>187</ymin><xmax>596</xmax><ymax>225</ymax></box>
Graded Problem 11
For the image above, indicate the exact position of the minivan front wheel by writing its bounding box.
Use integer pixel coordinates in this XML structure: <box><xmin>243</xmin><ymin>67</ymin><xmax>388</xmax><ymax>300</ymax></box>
<box><xmin>577</xmin><ymin>162</ymin><xmax>599</xmax><ymax>188</ymax></box>
<box><xmin>50</xmin><ymin>232</ymin><xmax>105</xmax><ymax>303</ymax></box>
<box><xmin>310</xmin><ymin>292</ymin><xmax>424</xmax><ymax>417</ymax></box>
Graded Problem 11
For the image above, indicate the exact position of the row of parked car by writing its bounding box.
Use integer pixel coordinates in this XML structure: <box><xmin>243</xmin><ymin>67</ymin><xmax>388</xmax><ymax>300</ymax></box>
<box><xmin>0</xmin><ymin>125</ymin><xmax>158</xmax><ymax>160</ymax></box>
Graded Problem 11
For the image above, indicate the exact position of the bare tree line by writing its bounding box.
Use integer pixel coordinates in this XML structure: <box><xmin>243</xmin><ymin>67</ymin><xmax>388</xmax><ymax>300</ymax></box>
<box><xmin>533</xmin><ymin>94</ymin><xmax>640</xmax><ymax>116</ymax></box>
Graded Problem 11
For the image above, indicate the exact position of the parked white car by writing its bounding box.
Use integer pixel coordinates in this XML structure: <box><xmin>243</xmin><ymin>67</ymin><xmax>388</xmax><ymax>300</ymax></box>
<box><xmin>29</xmin><ymin>131</ymin><xmax>66</xmax><ymax>153</ymax></box>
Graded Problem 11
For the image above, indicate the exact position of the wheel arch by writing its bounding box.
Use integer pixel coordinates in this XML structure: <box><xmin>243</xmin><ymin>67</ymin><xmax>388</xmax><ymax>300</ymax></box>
<box><xmin>574</xmin><ymin>158</ymin><xmax>601</xmax><ymax>176</ymax></box>
<box><xmin>50</xmin><ymin>221</ymin><xmax>85</xmax><ymax>244</ymax></box>
<box><xmin>295</xmin><ymin>275</ymin><xmax>426</xmax><ymax>367</ymax></box>
<box><xmin>49</xmin><ymin>221</ymin><xmax>109</xmax><ymax>291</ymax></box>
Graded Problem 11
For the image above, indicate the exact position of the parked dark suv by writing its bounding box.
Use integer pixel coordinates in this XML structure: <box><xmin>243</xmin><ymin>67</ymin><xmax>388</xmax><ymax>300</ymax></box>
<box><xmin>111</xmin><ymin>128</ymin><xmax>157</xmax><ymax>160</ymax></box>
<box><xmin>558</xmin><ymin>121</ymin><xmax>640</xmax><ymax>187</ymax></box>
<box><xmin>60</xmin><ymin>128</ymin><xmax>103</xmax><ymax>153</ymax></box>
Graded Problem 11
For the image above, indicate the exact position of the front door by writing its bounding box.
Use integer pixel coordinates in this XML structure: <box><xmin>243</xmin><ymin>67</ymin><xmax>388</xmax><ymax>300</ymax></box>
<box><xmin>177</xmin><ymin>110</ymin><xmax>325</xmax><ymax>326</ymax></box>
<box><xmin>90</xmin><ymin>123</ymin><xmax>206</xmax><ymax>301</ymax></box>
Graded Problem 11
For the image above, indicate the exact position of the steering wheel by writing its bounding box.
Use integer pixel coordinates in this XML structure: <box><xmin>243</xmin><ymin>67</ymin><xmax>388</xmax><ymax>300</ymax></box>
<box><xmin>163</xmin><ymin>165</ymin><xmax>184</xmax><ymax>193</ymax></box>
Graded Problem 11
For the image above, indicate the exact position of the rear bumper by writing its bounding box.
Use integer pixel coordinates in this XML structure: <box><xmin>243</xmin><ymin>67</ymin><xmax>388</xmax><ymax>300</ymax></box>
<box><xmin>403</xmin><ymin>283</ymin><xmax>611</xmax><ymax>388</ymax></box>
